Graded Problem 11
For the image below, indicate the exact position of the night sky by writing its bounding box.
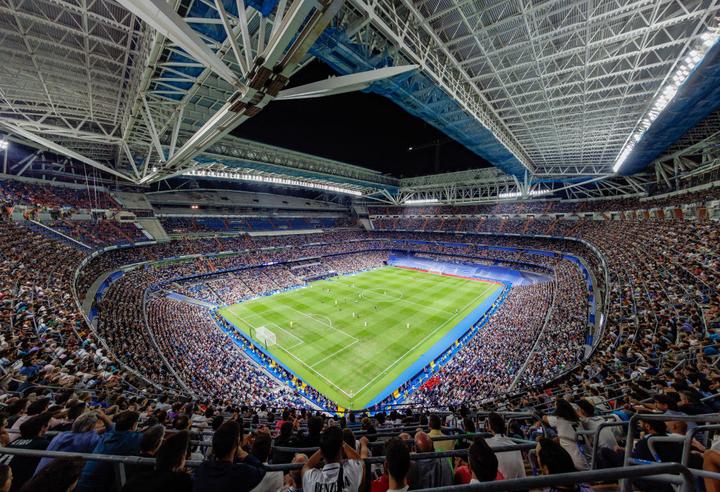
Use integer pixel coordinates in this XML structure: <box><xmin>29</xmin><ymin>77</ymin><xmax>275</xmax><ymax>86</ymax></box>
<box><xmin>233</xmin><ymin>60</ymin><xmax>491</xmax><ymax>178</ymax></box>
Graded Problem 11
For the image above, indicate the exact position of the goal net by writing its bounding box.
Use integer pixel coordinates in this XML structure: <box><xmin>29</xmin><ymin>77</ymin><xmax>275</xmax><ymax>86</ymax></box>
<box><xmin>254</xmin><ymin>326</ymin><xmax>277</xmax><ymax>347</ymax></box>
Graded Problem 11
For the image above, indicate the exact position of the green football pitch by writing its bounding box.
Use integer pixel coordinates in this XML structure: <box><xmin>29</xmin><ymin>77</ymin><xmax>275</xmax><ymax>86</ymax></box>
<box><xmin>218</xmin><ymin>266</ymin><xmax>500</xmax><ymax>409</ymax></box>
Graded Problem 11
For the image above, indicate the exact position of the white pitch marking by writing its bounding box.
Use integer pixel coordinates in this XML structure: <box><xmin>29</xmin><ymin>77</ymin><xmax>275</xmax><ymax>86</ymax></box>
<box><xmin>309</xmin><ymin>339</ymin><xmax>359</xmax><ymax>369</ymax></box>
<box><xmin>352</xmin><ymin>283</ymin><xmax>495</xmax><ymax>398</ymax></box>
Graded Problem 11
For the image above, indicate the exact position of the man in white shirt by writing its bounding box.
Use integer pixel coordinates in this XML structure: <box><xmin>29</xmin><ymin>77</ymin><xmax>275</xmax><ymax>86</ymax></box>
<box><xmin>302</xmin><ymin>426</ymin><xmax>369</xmax><ymax>492</ymax></box>
<box><xmin>485</xmin><ymin>413</ymin><xmax>526</xmax><ymax>480</ymax></box>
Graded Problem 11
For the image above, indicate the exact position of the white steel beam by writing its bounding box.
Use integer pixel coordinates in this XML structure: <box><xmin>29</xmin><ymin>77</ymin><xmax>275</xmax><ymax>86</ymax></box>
<box><xmin>149</xmin><ymin>0</ymin><xmax>346</xmax><ymax>180</ymax></box>
<box><xmin>275</xmin><ymin>65</ymin><xmax>418</xmax><ymax>100</ymax></box>
<box><xmin>213</xmin><ymin>0</ymin><xmax>249</xmax><ymax>76</ymax></box>
<box><xmin>117</xmin><ymin>0</ymin><xmax>245</xmax><ymax>89</ymax></box>
<box><xmin>0</xmin><ymin>120</ymin><xmax>134</xmax><ymax>182</ymax></box>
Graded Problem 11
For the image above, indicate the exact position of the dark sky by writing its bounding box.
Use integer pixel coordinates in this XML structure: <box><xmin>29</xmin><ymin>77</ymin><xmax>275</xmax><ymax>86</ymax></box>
<box><xmin>233</xmin><ymin>60</ymin><xmax>491</xmax><ymax>178</ymax></box>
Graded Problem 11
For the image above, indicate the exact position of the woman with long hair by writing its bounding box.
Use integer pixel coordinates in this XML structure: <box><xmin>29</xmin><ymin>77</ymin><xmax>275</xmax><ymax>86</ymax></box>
<box><xmin>540</xmin><ymin>399</ymin><xmax>588</xmax><ymax>470</ymax></box>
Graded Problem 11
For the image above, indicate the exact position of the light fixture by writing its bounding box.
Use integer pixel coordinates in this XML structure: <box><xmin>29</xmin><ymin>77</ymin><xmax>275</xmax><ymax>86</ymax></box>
<box><xmin>613</xmin><ymin>24</ymin><xmax>720</xmax><ymax>173</ymax></box>
<box><xmin>184</xmin><ymin>169</ymin><xmax>364</xmax><ymax>196</ymax></box>
<box><xmin>498</xmin><ymin>189</ymin><xmax>550</xmax><ymax>199</ymax></box>
<box><xmin>404</xmin><ymin>198</ymin><xmax>439</xmax><ymax>205</ymax></box>
<box><xmin>0</xmin><ymin>140</ymin><xmax>8</xmax><ymax>150</ymax></box>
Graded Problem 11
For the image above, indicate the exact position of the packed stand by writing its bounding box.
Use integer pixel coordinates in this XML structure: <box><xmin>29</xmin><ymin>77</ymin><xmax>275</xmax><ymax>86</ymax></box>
<box><xmin>0</xmin><ymin>180</ymin><xmax>121</xmax><ymax>211</ymax></box>
<box><xmin>160</xmin><ymin>216</ymin><xmax>352</xmax><ymax>234</ymax></box>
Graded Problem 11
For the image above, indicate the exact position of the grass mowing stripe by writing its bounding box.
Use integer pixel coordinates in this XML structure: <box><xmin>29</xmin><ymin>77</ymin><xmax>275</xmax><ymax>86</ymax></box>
<box><xmin>218</xmin><ymin>266</ymin><xmax>499</xmax><ymax>409</ymax></box>
<box><xmin>350</xmin><ymin>281</ymin><xmax>494</xmax><ymax>398</ymax></box>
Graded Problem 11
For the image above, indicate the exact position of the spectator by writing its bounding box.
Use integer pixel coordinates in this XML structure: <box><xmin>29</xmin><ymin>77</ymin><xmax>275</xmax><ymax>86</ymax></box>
<box><xmin>0</xmin><ymin>465</ymin><xmax>10</xmax><ymax>492</ymax></box>
<box><xmin>123</xmin><ymin>431</ymin><xmax>193</xmax><ymax>492</ymax></box>
<box><xmin>2</xmin><ymin>414</ymin><xmax>51</xmax><ymax>491</ymax></box>
<box><xmin>0</xmin><ymin>414</ymin><xmax>11</xmax><ymax>447</ymax></box>
<box><xmin>407</xmin><ymin>432</ymin><xmax>452</xmax><ymax>489</ymax></box>
<box><xmin>35</xmin><ymin>412</ymin><xmax>112</xmax><ymax>474</ymax></box>
<box><xmin>125</xmin><ymin>424</ymin><xmax>165</xmax><ymax>480</ymax></box>
<box><xmin>302</xmin><ymin>426</ymin><xmax>369</xmax><ymax>492</ymax></box>
<box><xmin>535</xmin><ymin>438</ymin><xmax>592</xmax><ymax>492</ymax></box>
<box><xmin>667</xmin><ymin>421</ymin><xmax>704</xmax><ymax>469</ymax></box>
<box><xmin>485</xmin><ymin>412</ymin><xmax>525</xmax><ymax>480</ymax></box>
<box><xmin>575</xmin><ymin>400</ymin><xmax>621</xmax><ymax>469</ymax></box>
<box><xmin>250</xmin><ymin>431</ymin><xmax>282</xmax><ymax>492</ymax></box>
<box><xmin>541</xmin><ymin>400</ymin><xmax>588</xmax><ymax>470</ymax></box>
<box><xmin>296</xmin><ymin>417</ymin><xmax>323</xmax><ymax>449</ymax></box>
<box><xmin>8</xmin><ymin>400</ymin><xmax>50</xmax><ymax>441</ymax></box>
<box><xmin>704</xmin><ymin>450</ymin><xmax>720</xmax><ymax>492</ymax></box>
<box><xmin>628</xmin><ymin>418</ymin><xmax>684</xmax><ymax>492</ymax></box>
<box><xmin>280</xmin><ymin>454</ymin><xmax>307</xmax><ymax>492</ymax></box>
<box><xmin>193</xmin><ymin>421</ymin><xmax>265</xmax><ymax>492</ymax></box>
<box><xmin>19</xmin><ymin>458</ymin><xmax>84</xmax><ymax>492</ymax></box>
<box><xmin>427</xmin><ymin>415</ymin><xmax>452</xmax><ymax>452</ymax></box>
<box><xmin>50</xmin><ymin>403</ymin><xmax>88</xmax><ymax>433</ymax></box>
<box><xmin>468</xmin><ymin>437</ymin><xmax>502</xmax><ymax>483</ymax></box>
<box><xmin>272</xmin><ymin>422</ymin><xmax>296</xmax><ymax>464</ymax></box>
<box><xmin>75</xmin><ymin>411</ymin><xmax>143</xmax><ymax>492</ymax></box>
<box><xmin>452</xmin><ymin>456</ymin><xmax>471</xmax><ymax>485</ymax></box>
<box><xmin>384</xmin><ymin>438</ymin><xmax>410</xmax><ymax>492</ymax></box>
<box><xmin>632</xmin><ymin>419</ymin><xmax>682</xmax><ymax>463</ymax></box>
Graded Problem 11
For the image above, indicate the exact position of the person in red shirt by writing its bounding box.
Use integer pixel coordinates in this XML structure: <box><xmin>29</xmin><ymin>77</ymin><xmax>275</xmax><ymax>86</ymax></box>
<box><xmin>453</xmin><ymin>456</ymin><xmax>472</xmax><ymax>484</ymax></box>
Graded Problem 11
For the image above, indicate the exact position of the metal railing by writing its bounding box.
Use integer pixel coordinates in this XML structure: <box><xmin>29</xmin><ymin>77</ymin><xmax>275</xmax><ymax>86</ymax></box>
<box><xmin>0</xmin><ymin>439</ymin><xmax>538</xmax><ymax>492</ymax></box>
<box><xmin>413</xmin><ymin>463</ymin><xmax>696</xmax><ymax>492</ymax></box>
<box><xmin>578</xmin><ymin>419</ymin><xmax>628</xmax><ymax>470</ymax></box>
<box><xmin>620</xmin><ymin>413</ymin><xmax>720</xmax><ymax>492</ymax></box>
<box><xmin>0</xmin><ymin>445</ymin><xmax>698</xmax><ymax>492</ymax></box>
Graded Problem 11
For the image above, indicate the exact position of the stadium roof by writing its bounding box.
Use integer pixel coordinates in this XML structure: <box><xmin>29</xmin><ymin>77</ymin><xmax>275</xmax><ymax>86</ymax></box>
<box><xmin>0</xmin><ymin>0</ymin><xmax>719</xmax><ymax>203</ymax></box>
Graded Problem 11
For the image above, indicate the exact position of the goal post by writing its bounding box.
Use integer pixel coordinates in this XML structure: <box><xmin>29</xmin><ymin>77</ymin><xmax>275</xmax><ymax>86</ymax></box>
<box><xmin>255</xmin><ymin>326</ymin><xmax>277</xmax><ymax>347</ymax></box>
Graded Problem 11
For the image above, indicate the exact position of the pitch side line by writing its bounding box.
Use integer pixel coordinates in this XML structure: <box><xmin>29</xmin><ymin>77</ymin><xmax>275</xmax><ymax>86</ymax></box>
<box><xmin>226</xmin><ymin>309</ymin><xmax>354</xmax><ymax>399</ymax></box>
<box><xmin>274</xmin><ymin>344</ymin><xmax>354</xmax><ymax>399</ymax></box>
<box><xmin>352</xmin><ymin>283</ymin><xmax>495</xmax><ymax>398</ymax></box>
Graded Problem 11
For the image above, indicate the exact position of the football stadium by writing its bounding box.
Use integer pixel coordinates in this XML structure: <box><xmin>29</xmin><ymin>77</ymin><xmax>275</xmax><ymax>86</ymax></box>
<box><xmin>0</xmin><ymin>1</ymin><xmax>719</xmax><ymax>491</ymax></box>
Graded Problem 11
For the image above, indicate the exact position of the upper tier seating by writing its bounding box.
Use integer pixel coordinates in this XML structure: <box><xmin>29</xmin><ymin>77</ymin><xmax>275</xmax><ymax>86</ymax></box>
<box><xmin>0</xmin><ymin>180</ymin><xmax>120</xmax><ymax>210</ymax></box>
<box><xmin>159</xmin><ymin>215</ymin><xmax>352</xmax><ymax>234</ymax></box>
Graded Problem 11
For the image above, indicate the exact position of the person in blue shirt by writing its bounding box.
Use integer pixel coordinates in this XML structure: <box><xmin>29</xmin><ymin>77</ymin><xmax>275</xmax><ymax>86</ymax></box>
<box><xmin>18</xmin><ymin>359</ymin><xmax>39</xmax><ymax>378</ymax></box>
<box><xmin>35</xmin><ymin>411</ymin><xmax>113</xmax><ymax>474</ymax></box>
<box><xmin>75</xmin><ymin>411</ymin><xmax>143</xmax><ymax>492</ymax></box>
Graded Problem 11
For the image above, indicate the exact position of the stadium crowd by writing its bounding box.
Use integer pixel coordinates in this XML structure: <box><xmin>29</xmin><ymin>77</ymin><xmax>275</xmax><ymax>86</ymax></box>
<box><xmin>405</xmin><ymin>281</ymin><xmax>554</xmax><ymax>405</ymax></box>
<box><xmin>0</xmin><ymin>180</ymin><xmax>120</xmax><ymax>212</ymax></box>
<box><xmin>1</xmin><ymin>179</ymin><xmax>720</xmax><ymax>491</ymax></box>
<box><xmin>89</xmin><ymin>240</ymin><xmax>584</xmax><ymax>409</ymax></box>
<box><xmin>160</xmin><ymin>216</ymin><xmax>352</xmax><ymax>234</ymax></box>
<box><xmin>48</xmin><ymin>219</ymin><xmax>147</xmax><ymax>248</ymax></box>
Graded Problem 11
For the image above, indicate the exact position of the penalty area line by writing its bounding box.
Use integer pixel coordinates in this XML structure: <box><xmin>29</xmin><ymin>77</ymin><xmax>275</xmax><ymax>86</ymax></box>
<box><xmin>226</xmin><ymin>310</ymin><xmax>354</xmax><ymax>400</ymax></box>
<box><xmin>274</xmin><ymin>344</ymin><xmax>354</xmax><ymax>399</ymax></box>
<box><xmin>309</xmin><ymin>339</ymin><xmax>359</xmax><ymax>369</ymax></box>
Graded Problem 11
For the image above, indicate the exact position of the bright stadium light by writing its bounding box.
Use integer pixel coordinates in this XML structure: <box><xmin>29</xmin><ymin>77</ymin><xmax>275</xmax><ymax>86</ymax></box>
<box><xmin>184</xmin><ymin>169</ymin><xmax>364</xmax><ymax>196</ymax></box>
<box><xmin>404</xmin><ymin>198</ymin><xmax>439</xmax><ymax>205</ymax></box>
<box><xmin>0</xmin><ymin>140</ymin><xmax>8</xmax><ymax>150</ymax></box>
<box><xmin>613</xmin><ymin>24</ymin><xmax>720</xmax><ymax>173</ymax></box>
<box><xmin>498</xmin><ymin>189</ymin><xmax>550</xmax><ymax>199</ymax></box>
